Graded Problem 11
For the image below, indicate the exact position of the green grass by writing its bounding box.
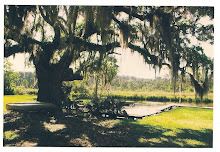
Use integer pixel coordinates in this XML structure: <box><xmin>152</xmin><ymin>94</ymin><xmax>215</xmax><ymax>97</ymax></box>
<box><xmin>3</xmin><ymin>95</ymin><xmax>37</xmax><ymax>112</ymax></box>
<box><xmin>118</xmin><ymin>107</ymin><xmax>213</xmax><ymax>147</ymax></box>
<box><xmin>138</xmin><ymin>107</ymin><xmax>213</xmax><ymax>130</ymax></box>
<box><xmin>4</xmin><ymin>131</ymin><xmax>19</xmax><ymax>141</ymax></box>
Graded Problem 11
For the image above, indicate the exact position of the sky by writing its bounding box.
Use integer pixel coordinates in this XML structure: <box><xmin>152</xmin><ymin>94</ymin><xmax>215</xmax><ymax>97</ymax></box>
<box><xmin>114</xmin><ymin>40</ymin><xmax>214</xmax><ymax>79</ymax></box>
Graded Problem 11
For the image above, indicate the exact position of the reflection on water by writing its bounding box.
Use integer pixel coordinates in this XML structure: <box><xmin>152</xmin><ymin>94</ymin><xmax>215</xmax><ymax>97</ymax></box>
<box><xmin>122</xmin><ymin>101</ymin><xmax>173</xmax><ymax>117</ymax></box>
<box><xmin>122</xmin><ymin>101</ymin><xmax>213</xmax><ymax>117</ymax></box>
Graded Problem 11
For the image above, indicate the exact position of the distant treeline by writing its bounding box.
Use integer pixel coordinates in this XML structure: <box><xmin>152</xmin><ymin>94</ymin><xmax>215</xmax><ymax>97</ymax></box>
<box><xmin>107</xmin><ymin>75</ymin><xmax>213</xmax><ymax>93</ymax></box>
<box><xmin>5</xmin><ymin>71</ymin><xmax>213</xmax><ymax>96</ymax></box>
<box><xmin>4</xmin><ymin>70</ymin><xmax>38</xmax><ymax>95</ymax></box>
<box><xmin>67</xmin><ymin>74</ymin><xmax>213</xmax><ymax>101</ymax></box>
<box><xmin>17</xmin><ymin>72</ymin><xmax>38</xmax><ymax>89</ymax></box>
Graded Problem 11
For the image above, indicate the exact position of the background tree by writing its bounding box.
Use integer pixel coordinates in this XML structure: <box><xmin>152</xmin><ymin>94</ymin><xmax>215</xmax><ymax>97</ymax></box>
<box><xmin>4</xmin><ymin>6</ymin><xmax>214</xmax><ymax>107</ymax></box>
<box><xmin>84</xmin><ymin>55</ymin><xmax>118</xmax><ymax>98</ymax></box>
<box><xmin>4</xmin><ymin>59</ymin><xmax>20</xmax><ymax>95</ymax></box>
<box><xmin>187</xmin><ymin>54</ymin><xmax>213</xmax><ymax>103</ymax></box>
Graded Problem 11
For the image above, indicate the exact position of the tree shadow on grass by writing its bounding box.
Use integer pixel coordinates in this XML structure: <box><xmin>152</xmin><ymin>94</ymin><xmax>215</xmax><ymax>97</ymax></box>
<box><xmin>3</xmin><ymin>112</ymin><xmax>213</xmax><ymax>147</ymax></box>
<box><xmin>4</xmin><ymin>112</ymin><xmax>63</xmax><ymax>146</ymax></box>
<box><xmin>174</xmin><ymin>128</ymin><xmax>213</xmax><ymax>148</ymax></box>
<box><xmin>112</xmin><ymin>119</ymin><xmax>213</xmax><ymax>147</ymax></box>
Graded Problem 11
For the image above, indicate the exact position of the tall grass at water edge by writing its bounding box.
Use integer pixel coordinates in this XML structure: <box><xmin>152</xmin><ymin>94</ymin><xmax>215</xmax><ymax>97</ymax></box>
<box><xmin>101</xmin><ymin>91</ymin><xmax>213</xmax><ymax>103</ymax></box>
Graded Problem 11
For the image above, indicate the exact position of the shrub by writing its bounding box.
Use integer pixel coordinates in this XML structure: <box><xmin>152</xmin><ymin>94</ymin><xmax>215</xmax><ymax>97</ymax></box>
<box><xmin>4</xmin><ymin>86</ymin><xmax>15</xmax><ymax>95</ymax></box>
<box><xmin>13</xmin><ymin>87</ymin><xmax>38</xmax><ymax>95</ymax></box>
<box><xmin>86</xmin><ymin>96</ymin><xmax>124</xmax><ymax>117</ymax></box>
<box><xmin>203</xmin><ymin>98</ymin><xmax>213</xmax><ymax>104</ymax></box>
<box><xmin>14</xmin><ymin>86</ymin><xmax>27</xmax><ymax>95</ymax></box>
<box><xmin>26</xmin><ymin>89</ymin><xmax>38</xmax><ymax>95</ymax></box>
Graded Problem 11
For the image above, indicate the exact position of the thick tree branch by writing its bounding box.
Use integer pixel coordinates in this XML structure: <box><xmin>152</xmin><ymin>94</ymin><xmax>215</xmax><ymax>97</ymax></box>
<box><xmin>4</xmin><ymin>35</ymin><xmax>50</xmax><ymax>58</ymax></box>
<box><xmin>4</xmin><ymin>45</ymin><xmax>24</xmax><ymax>57</ymax></box>
<box><xmin>113</xmin><ymin>6</ymin><xmax>152</xmax><ymax>21</ymax></box>
<box><xmin>39</xmin><ymin>6</ymin><xmax>54</xmax><ymax>26</ymax></box>
<box><xmin>67</xmin><ymin>35</ymin><xmax>121</xmax><ymax>52</ymax></box>
<box><xmin>71</xmin><ymin>6</ymin><xmax>79</xmax><ymax>34</ymax></box>
<box><xmin>128</xmin><ymin>42</ymin><xmax>171</xmax><ymax>68</ymax></box>
<box><xmin>58</xmin><ymin>35</ymin><xmax>121</xmax><ymax>71</ymax></box>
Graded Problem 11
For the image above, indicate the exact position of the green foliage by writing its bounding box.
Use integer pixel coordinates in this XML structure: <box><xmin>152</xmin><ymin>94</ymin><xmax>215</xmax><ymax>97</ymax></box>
<box><xmin>86</xmin><ymin>96</ymin><xmax>123</xmax><ymax>117</ymax></box>
<box><xmin>107</xmin><ymin>94</ymin><xmax>177</xmax><ymax>102</ymax></box>
<box><xmin>63</xmin><ymin>81</ymin><xmax>90</xmax><ymax>100</ymax></box>
<box><xmin>13</xmin><ymin>87</ymin><xmax>38</xmax><ymax>95</ymax></box>
<box><xmin>4</xmin><ymin>60</ymin><xmax>38</xmax><ymax>95</ymax></box>
<box><xmin>17</xmin><ymin>72</ymin><xmax>37</xmax><ymax>89</ymax></box>
<box><xmin>84</xmin><ymin>55</ymin><xmax>119</xmax><ymax>98</ymax></box>
<box><xmin>22</xmin><ymin>79</ymin><xmax>29</xmax><ymax>88</ymax></box>
<box><xmin>187</xmin><ymin>54</ymin><xmax>213</xmax><ymax>102</ymax></box>
<box><xmin>4</xmin><ymin>59</ymin><xmax>20</xmax><ymax>95</ymax></box>
<box><xmin>14</xmin><ymin>86</ymin><xmax>27</xmax><ymax>95</ymax></box>
<box><xmin>110</xmin><ymin>76</ymin><xmax>197</xmax><ymax>93</ymax></box>
<box><xmin>25</xmin><ymin>88</ymin><xmax>38</xmax><ymax>95</ymax></box>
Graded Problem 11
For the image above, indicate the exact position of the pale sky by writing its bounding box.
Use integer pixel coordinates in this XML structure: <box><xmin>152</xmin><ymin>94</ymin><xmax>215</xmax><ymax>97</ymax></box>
<box><xmin>114</xmin><ymin>40</ymin><xmax>214</xmax><ymax>79</ymax></box>
<box><xmin>114</xmin><ymin>49</ymin><xmax>169</xmax><ymax>79</ymax></box>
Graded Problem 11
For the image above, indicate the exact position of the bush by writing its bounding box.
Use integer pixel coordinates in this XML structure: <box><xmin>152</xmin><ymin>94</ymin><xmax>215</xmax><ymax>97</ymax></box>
<box><xmin>14</xmin><ymin>86</ymin><xmax>26</xmax><ymax>95</ymax></box>
<box><xmin>86</xmin><ymin>96</ymin><xmax>124</xmax><ymax>117</ymax></box>
<box><xmin>4</xmin><ymin>86</ymin><xmax>15</xmax><ymax>95</ymax></box>
<box><xmin>13</xmin><ymin>87</ymin><xmax>38</xmax><ymax>95</ymax></box>
<box><xmin>203</xmin><ymin>98</ymin><xmax>213</xmax><ymax>104</ymax></box>
<box><xmin>26</xmin><ymin>89</ymin><xmax>38</xmax><ymax>95</ymax></box>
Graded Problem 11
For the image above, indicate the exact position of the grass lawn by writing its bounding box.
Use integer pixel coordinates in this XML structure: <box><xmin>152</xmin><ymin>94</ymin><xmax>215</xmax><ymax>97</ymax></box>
<box><xmin>134</xmin><ymin>107</ymin><xmax>213</xmax><ymax>147</ymax></box>
<box><xmin>3</xmin><ymin>95</ymin><xmax>37</xmax><ymax>112</ymax></box>
<box><xmin>3</xmin><ymin>105</ymin><xmax>213</xmax><ymax>147</ymax></box>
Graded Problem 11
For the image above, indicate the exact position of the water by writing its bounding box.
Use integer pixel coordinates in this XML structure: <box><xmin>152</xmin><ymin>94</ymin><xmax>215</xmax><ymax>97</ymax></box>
<box><xmin>122</xmin><ymin>101</ymin><xmax>213</xmax><ymax>117</ymax></box>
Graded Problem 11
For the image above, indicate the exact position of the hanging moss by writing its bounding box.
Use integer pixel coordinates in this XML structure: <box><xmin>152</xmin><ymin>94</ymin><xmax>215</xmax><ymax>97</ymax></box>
<box><xmin>119</xmin><ymin>21</ymin><xmax>130</xmax><ymax>48</ymax></box>
<box><xmin>95</xmin><ymin>6</ymin><xmax>113</xmax><ymax>44</ymax></box>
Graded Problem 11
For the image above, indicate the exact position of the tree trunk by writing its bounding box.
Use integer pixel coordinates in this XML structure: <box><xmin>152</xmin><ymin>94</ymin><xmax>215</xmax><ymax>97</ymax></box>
<box><xmin>179</xmin><ymin>81</ymin><xmax>182</xmax><ymax>103</ymax></box>
<box><xmin>36</xmin><ymin>64</ymin><xmax>65</xmax><ymax>109</ymax></box>
<box><xmin>194</xmin><ymin>89</ymin><xmax>198</xmax><ymax>103</ymax></box>
<box><xmin>200</xmin><ymin>95</ymin><xmax>203</xmax><ymax>105</ymax></box>
<box><xmin>94</xmin><ymin>75</ymin><xmax>99</xmax><ymax>98</ymax></box>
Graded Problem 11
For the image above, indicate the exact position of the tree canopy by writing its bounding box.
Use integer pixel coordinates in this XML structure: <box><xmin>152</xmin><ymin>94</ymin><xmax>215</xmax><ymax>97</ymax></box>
<box><xmin>4</xmin><ymin>6</ymin><xmax>214</xmax><ymax>106</ymax></box>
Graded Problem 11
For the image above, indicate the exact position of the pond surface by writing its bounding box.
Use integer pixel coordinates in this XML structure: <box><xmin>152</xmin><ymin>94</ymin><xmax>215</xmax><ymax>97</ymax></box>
<box><xmin>122</xmin><ymin>101</ymin><xmax>213</xmax><ymax>117</ymax></box>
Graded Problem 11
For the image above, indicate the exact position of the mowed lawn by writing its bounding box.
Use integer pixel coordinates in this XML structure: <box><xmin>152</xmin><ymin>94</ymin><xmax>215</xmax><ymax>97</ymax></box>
<box><xmin>3</xmin><ymin>95</ymin><xmax>37</xmax><ymax>112</ymax></box>
<box><xmin>3</xmin><ymin>94</ymin><xmax>213</xmax><ymax>147</ymax></box>
<box><xmin>134</xmin><ymin>107</ymin><xmax>213</xmax><ymax>147</ymax></box>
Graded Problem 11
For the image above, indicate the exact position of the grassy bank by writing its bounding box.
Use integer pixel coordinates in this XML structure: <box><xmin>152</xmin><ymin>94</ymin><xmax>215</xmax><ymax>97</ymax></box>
<box><xmin>100</xmin><ymin>90</ymin><xmax>213</xmax><ymax>103</ymax></box>
<box><xmin>3</xmin><ymin>95</ymin><xmax>37</xmax><ymax>112</ymax></box>
<box><xmin>4</xmin><ymin>107</ymin><xmax>213</xmax><ymax>147</ymax></box>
